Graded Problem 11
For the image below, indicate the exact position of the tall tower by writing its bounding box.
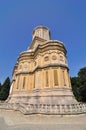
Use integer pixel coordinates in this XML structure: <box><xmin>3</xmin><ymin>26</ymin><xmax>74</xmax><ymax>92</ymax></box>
<box><xmin>32</xmin><ymin>26</ymin><xmax>51</xmax><ymax>40</ymax></box>
<box><xmin>7</xmin><ymin>25</ymin><xmax>79</xmax><ymax>114</ymax></box>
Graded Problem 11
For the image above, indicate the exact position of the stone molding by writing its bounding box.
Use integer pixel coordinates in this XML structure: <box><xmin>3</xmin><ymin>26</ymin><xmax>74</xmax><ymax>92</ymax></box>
<box><xmin>16</xmin><ymin>63</ymin><xmax>68</xmax><ymax>75</ymax></box>
<box><xmin>19</xmin><ymin>40</ymin><xmax>66</xmax><ymax>61</ymax></box>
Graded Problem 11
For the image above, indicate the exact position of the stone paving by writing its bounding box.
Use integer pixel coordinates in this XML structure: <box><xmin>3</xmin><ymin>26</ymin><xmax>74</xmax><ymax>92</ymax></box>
<box><xmin>0</xmin><ymin>109</ymin><xmax>86</xmax><ymax>130</ymax></box>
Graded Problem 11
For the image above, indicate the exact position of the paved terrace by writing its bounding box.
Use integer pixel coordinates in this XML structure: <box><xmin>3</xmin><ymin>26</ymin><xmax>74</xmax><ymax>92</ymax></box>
<box><xmin>0</xmin><ymin>109</ymin><xmax>86</xmax><ymax>130</ymax></box>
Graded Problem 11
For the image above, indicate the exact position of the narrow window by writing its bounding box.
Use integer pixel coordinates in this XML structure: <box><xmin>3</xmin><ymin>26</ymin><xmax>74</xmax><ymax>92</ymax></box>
<box><xmin>17</xmin><ymin>76</ymin><xmax>20</xmax><ymax>89</ymax></box>
<box><xmin>33</xmin><ymin>73</ymin><xmax>35</xmax><ymax>88</ymax></box>
<box><xmin>62</xmin><ymin>70</ymin><xmax>66</xmax><ymax>86</ymax></box>
<box><xmin>54</xmin><ymin>70</ymin><xmax>58</xmax><ymax>86</ymax></box>
<box><xmin>22</xmin><ymin>77</ymin><xmax>26</xmax><ymax>89</ymax></box>
<box><xmin>46</xmin><ymin>71</ymin><xmax>49</xmax><ymax>87</ymax></box>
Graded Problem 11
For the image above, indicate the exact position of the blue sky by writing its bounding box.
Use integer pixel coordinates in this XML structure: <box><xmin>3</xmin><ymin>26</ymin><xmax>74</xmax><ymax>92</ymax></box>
<box><xmin>0</xmin><ymin>0</ymin><xmax>86</xmax><ymax>83</ymax></box>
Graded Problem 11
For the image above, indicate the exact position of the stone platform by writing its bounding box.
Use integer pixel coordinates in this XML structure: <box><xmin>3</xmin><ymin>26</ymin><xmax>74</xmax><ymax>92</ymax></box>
<box><xmin>3</xmin><ymin>88</ymin><xmax>85</xmax><ymax>115</ymax></box>
<box><xmin>0</xmin><ymin>109</ymin><xmax>86</xmax><ymax>130</ymax></box>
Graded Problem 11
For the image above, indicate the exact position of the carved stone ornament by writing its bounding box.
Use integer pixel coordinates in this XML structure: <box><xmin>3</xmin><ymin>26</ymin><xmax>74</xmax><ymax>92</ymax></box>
<box><xmin>52</xmin><ymin>55</ymin><xmax>57</xmax><ymax>60</ymax></box>
<box><xmin>19</xmin><ymin>64</ymin><xmax>22</xmax><ymax>69</ymax></box>
<box><xmin>44</xmin><ymin>56</ymin><xmax>49</xmax><ymax>61</ymax></box>
<box><xmin>34</xmin><ymin>61</ymin><xmax>37</xmax><ymax>66</ymax></box>
<box><xmin>24</xmin><ymin>64</ymin><xmax>27</xmax><ymax>68</ymax></box>
<box><xmin>60</xmin><ymin>55</ymin><xmax>64</xmax><ymax>61</ymax></box>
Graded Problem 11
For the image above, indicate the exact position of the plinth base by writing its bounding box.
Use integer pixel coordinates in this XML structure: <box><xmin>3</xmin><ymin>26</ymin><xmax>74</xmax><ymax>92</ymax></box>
<box><xmin>1</xmin><ymin>88</ymin><xmax>86</xmax><ymax>115</ymax></box>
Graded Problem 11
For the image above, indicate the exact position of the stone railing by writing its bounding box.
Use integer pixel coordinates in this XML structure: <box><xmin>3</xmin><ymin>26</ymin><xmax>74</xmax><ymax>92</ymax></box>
<box><xmin>1</xmin><ymin>102</ymin><xmax>86</xmax><ymax>115</ymax></box>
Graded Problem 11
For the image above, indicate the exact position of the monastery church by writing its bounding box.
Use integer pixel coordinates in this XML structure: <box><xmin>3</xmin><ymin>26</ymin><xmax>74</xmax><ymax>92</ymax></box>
<box><xmin>5</xmin><ymin>25</ymin><xmax>86</xmax><ymax>114</ymax></box>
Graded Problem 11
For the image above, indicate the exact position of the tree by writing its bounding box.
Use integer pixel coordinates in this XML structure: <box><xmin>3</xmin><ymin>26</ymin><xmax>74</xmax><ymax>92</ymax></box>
<box><xmin>78</xmin><ymin>67</ymin><xmax>86</xmax><ymax>102</ymax></box>
<box><xmin>71</xmin><ymin>77</ymin><xmax>81</xmax><ymax>101</ymax></box>
<box><xmin>0</xmin><ymin>82</ymin><xmax>2</xmax><ymax>92</ymax></box>
<box><xmin>79</xmin><ymin>87</ymin><xmax>86</xmax><ymax>102</ymax></box>
<box><xmin>71</xmin><ymin>67</ymin><xmax>86</xmax><ymax>102</ymax></box>
<box><xmin>0</xmin><ymin>77</ymin><xmax>11</xmax><ymax>100</ymax></box>
<box><xmin>78</xmin><ymin>67</ymin><xmax>86</xmax><ymax>87</ymax></box>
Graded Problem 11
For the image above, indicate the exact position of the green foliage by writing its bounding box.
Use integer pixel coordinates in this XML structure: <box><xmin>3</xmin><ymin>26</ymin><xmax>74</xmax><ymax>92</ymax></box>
<box><xmin>78</xmin><ymin>67</ymin><xmax>86</xmax><ymax>87</ymax></box>
<box><xmin>0</xmin><ymin>77</ymin><xmax>11</xmax><ymax>101</ymax></box>
<box><xmin>71</xmin><ymin>77</ymin><xmax>82</xmax><ymax>101</ymax></box>
<box><xmin>0</xmin><ymin>82</ymin><xmax>2</xmax><ymax>92</ymax></box>
<box><xmin>71</xmin><ymin>67</ymin><xmax>86</xmax><ymax>102</ymax></box>
<box><xmin>79</xmin><ymin>87</ymin><xmax>86</xmax><ymax>102</ymax></box>
<box><xmin>78</xmin><ymin>67</ymin><xmax>86</xmax><ymax>102</ymax></box>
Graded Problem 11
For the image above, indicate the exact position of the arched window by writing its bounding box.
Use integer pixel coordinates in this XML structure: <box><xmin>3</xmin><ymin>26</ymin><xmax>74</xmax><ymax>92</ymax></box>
<box><xmin>46</xmin><ymin>71</ymin><xmax>49</xmax><ymax>87</ymax></box>
<box><xmin>54</xmin><ymin>70</ymin><xmax>58</xmax><ymax>86</ymax></box>
<box><xmin>17</xmin><ymin>76</ymin><xmax>20</xmax><ymax>89</ymax></box>
<box><xmin>22</xmin><ymin>77</ymin><xmax>26</xmax><ymax>89</ymax></box>
<box><xmin>62</xmin><ymin>70</ymin><xmax>66</xmax><ymax>86</ymax></box>
<box><xmin>33</xmin><ymin>73</ymin><xmax>35</xmax><ymax>88</ymax></box>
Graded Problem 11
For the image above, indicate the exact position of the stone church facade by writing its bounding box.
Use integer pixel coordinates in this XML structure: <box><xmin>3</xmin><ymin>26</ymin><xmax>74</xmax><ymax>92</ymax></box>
<box><xmin>4</xmin><ymin>26</ymin><xmax>86</xmax><ymax>114</ymax></box>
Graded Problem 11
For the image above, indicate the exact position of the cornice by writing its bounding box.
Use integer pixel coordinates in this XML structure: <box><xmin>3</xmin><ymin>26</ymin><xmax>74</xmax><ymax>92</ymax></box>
<box><xmin>18</xmin><ymin>40</ymin><xmax>67</xmax><ymax>62</ymax></box>
<box><xmin>16</xmin><ymin>63</ymin><xmax>68</xmax><ymax>76</ymax></box>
